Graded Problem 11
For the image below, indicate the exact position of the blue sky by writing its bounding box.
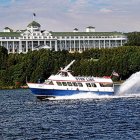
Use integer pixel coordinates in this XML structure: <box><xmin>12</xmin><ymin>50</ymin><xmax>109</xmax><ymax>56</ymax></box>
<box><xmin>0</xmin><ymin>0</ymin><xmax>140</xmax><ymax>32</ymax></box>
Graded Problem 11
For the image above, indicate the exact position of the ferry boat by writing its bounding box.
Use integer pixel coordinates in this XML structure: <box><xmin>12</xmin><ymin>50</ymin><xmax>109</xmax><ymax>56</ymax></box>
<box><xmin>27</xmin><ymin>60</ymin><xmax>114</xmax><ymax>100</ymax></box>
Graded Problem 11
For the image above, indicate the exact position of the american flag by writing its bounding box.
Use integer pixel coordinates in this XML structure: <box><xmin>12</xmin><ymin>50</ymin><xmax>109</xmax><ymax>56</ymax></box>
<box><xmin>112</xmin><ymin>71</ymin><xmax>119</xmax><ymax>77</ymax></box>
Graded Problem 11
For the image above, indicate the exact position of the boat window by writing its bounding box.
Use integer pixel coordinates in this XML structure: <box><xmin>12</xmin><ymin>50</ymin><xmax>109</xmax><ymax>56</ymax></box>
<box><xmin>49</xmin><ymin>81</ymin><xmax>54</xmax><ymax>85</ymax></box>
<box><xmin>91</xmin><ymin>83</ymin><xmax>96</xmax><ymax>87</ymax></box>
<box><xmin>56</xmin><ymin>82</ymin><xmax>62</xmax><ymax>86</ymax></box>
<box><xmin>77</xmin><ymin>83</ymin><xmax>83</xmax><ymax>87</ymax></box>
<box><xmin>100</xmin><ymin>83</ymin><xmax>113</xmax><ymax>87</ymax></box>
<box><xmin>62</xmin><ymin>82</ymin><xmax>67</xmax><ymax>86</ymax></box>
<box><xmin>61</xmin><ymin>72</ymin><xmax>68</xmax><ymax>77</ymax></box>
<box><xmin>72</xmin><ymin>82</ymin><xmax>78</xmax><ymax>86</ymax></box>
<box><xmin>86</xmin><ymin>83</ymin><xmax>91</xmax><ymax>87</ymax></box>
<box><xmin>44</xmin><ymin>80</ymin><xmax>51</xmax><ymax>84</ymax></box>
<box><xmin>67</xmin><ymin>82</ymin><xmax>72</xmax><ymax>86</ymax></box>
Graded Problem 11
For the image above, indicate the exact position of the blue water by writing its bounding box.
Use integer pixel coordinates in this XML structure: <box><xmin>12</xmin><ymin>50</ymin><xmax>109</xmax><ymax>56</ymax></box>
<box><xmin>0</xmin><ymin>88</ymin><xmax>140</xmax><ymax>140</ymax></box>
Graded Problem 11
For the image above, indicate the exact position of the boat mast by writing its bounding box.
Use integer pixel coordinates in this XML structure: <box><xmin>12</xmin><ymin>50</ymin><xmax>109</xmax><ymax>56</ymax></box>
<box><xmin>63</xmin><ymin>60</ymin><xmax>75</xmax><ymax>71</ymax></box>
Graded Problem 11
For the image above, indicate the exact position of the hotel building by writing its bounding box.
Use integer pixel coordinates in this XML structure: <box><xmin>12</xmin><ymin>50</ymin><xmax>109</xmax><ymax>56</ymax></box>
<box><xmin>0</xmin><ymin>21</ymin><xmax>127</xmax><ymax>53</ymax></box>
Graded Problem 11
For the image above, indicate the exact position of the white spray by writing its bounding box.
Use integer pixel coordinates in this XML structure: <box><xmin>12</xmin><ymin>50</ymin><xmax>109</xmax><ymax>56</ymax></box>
<box><xmin>117</xmin><ymin>71</ymin><xmax>140</xmax><ymax>95</ymax></box>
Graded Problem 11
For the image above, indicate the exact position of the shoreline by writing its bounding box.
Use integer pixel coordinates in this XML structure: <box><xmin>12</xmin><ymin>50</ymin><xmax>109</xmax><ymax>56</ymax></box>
<box><xmin>0</xmin><ymin>85</ymin><xmax>29</xmax><ymax>90</ymax></box>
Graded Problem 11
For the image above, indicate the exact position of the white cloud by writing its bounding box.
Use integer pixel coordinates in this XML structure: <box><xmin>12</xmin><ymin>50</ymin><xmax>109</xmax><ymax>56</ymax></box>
<box><xmin>0</xmin><ymin>0</ymin><xmax>140</xmax><ymax>32</ymax></box>
<box><xmin>100</xmin><ymin>8</ymin><xmax>112</xmax><ymax>13</ymax></box>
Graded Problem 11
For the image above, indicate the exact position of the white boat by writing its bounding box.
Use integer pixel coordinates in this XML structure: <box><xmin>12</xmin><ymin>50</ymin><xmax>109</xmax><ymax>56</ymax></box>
<box><xmin>27</xmin><ymin>60</ymin><xmax>114</xmax><ymax>100</ymax></box>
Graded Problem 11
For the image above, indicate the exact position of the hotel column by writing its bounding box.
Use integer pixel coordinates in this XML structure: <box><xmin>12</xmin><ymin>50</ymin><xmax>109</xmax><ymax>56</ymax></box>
<box><xmin>6</xmin><ymin>41</ymin><xmax>8</xmax><ymax>50</ymax></box>
<box><xmin>60</xmin><ymin>40</ymin><xmax>62</xmax><ymax>51</ymax></box>
<box><xmin>99</xmin><ymin>40</ymin><xmax>100</xmax><ymax>49</ymax></box>
<box><xmin>109</xmin><ymin>40</ymin><xmax>111</xmax><ymax>48</ymax></box>
<box><xmin>115</xmin><ymin>40</ymin><xmax>117</xmax><ymax>47</ymax></box>
<box><xmin>13</xmin><ymin>41</ymin><xmax>15</xmax><ymax>53</ymax></box>
<box><xmin>64</xmin><ymin>39</ymin><xmax>66</xmax><ymax>50</ymax></box>
<box><xmin>26</xmin><ymin>41</ymin><xmax>28</xmax><ymax>53</ymax></box>
<box><xmin>83</xmin><ymin>40</ymin><xmax>85</xmax><ymax>51</ymax></box>
<box><xmin>50</xmin><ymin>41</ymin><xmax>52</xmax><ymax>50</ymax></box>
<box><xmin>32</xmin><ymin>41</ymin><xmax>33</xmax><ymax>51</ymax></box>
<box><xmin>70</xmin><ymin>40</ymin><xmax>71</xmax><ymax>52</ymax></box>
<box><xmin>79</xmin><ymin>40</ymin><xmax>80</xmax><ymax>52</ymax></box>
<box><xmin>55</xmin><ymin>40</ymin><xmax>57</xmax><ymax>51</ymax></box>
<box><xmin>104</xmin><ymin>40</ymin><xmax>105</xmax><ymax>48</ymax></box>
<box><xmin>93</xmin><ymin>40</ymin><xmax>95</xmax><ymax>48</ymax></box>
<box><xmin>121</xmin><ymin>39</ymin><xmax>122</xmax><ymax>46</ymax></box>
<box><xmin>44</xmin><ymin>40</ymin><xmax>46</xmax><ymax>46</ymax></box>
<box><xmin>74</xmin><ymin>39</ymin><xmax>75</xmax><ymax>52</ymax></box>
<box><xmin>38</xmin><ymin>40</ymin><xmax>40</xmax><ymax>47</ymax></box>
<box><xmin>19</xmin><ymin>41</ymin><xmax>22</xmax><ymax>53</ymax></box>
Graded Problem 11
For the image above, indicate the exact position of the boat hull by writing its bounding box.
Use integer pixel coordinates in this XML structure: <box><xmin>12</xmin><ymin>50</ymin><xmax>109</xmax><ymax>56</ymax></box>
<box><xmin>30</xmin><ymin>88</ymin><xmax>114</xmax><ymax>97</ymax></box>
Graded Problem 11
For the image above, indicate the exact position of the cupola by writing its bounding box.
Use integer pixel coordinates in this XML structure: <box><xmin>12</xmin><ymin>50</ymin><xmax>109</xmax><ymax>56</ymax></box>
<box><xmin>27</xmin><ymin>21</ymin><xmax>41</xmax><ymax>32</ymax></box>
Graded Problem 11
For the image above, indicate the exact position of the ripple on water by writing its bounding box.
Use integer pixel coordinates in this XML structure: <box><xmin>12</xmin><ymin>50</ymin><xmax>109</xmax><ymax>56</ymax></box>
<box><xmin>0</xmin><ymin>89</ymin><xmax>140</xmax><ymax>140</ymax></box>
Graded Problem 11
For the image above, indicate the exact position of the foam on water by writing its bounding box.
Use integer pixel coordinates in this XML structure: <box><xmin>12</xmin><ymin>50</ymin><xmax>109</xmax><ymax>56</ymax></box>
<box><xmin>49</xmin><ymin>92</ymin><xmax>140</xmax><ymax>101</ymax></box>
<box><xmin>117</xmin><ymin>71</ymin><xmax>140</xmax><ymax>95</ymax></box>
<box><xmin>50</xmin><ymin>92</ymin><xmax>113</xmax><ymax>100</ymax></box>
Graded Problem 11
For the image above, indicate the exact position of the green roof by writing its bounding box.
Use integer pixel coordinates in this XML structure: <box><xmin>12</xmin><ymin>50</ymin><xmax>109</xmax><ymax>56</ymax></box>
<box><xmin>51</xmin><ymin>32</ymin><xmax>125</xmax><ymax>37</ymax></box>
<box><xmin>27</xmin><ymin>21</ymin><xmax>41</xmax><ymax>27</ymax></box>
<box><xmin>0</xmin><ymin>32</ymin><xmax>21</xmax><ymax>37</ymax></box>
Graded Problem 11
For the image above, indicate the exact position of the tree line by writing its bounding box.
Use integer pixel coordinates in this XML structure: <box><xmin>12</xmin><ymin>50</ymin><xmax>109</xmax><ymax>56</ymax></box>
<box><xmin>0</xmin><ymin>32</ymin><xmax>140</xmax><ymax>88</ymax></box>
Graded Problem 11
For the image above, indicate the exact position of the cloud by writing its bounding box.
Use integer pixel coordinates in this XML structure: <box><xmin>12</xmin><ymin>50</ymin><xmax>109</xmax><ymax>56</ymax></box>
<box><xmin>0</xmin><ymin>0</ymin><xmax>140</xmax><ymax>32</ymax></box>
<box><xmin>100</xmin><ymin>8</ymin><xmax>112</xmax><ymax>13</ymax></box>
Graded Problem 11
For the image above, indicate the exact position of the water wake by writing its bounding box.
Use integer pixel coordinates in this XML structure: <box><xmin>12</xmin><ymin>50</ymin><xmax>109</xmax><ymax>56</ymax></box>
<box><xmin>117</xmin><ymin>71</ymin><xmax>140</xmax><ymax>95</ymax></box>
<box><xmin>51</xmin><ymin>92</ymin><xmax>112</xmax><ymax>100</ymax></box>
<box><xmin>49</xmin><ymin>92</ymin><xmax>140</xmax><ymax>101</ymax></box>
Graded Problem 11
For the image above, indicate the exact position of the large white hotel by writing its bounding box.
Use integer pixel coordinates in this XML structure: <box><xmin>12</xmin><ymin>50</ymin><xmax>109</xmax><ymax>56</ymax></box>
<box><xmin>0</xmin><ymin>20</ymin><xmax>127</xmax><ymax>53</ymax></box>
